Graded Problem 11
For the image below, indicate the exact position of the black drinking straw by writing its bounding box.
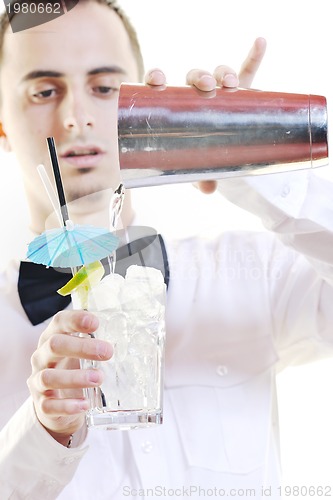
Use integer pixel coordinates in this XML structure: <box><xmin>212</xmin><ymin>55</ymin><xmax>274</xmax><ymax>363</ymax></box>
<box><xmin>46</xmin><ymin>137</ymin><xmax>69</xmax><ymax>225</ymax></box>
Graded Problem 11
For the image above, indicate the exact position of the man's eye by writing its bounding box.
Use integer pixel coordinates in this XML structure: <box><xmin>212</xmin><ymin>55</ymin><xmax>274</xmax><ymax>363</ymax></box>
<box><xmin>32</xmin><ymin>88</ymin><xmax>57</xmax><ymax>99</ymax></box>
<box><xmin>93</xmin><ymin>86</ymin><xmax>118</xmax><ymax>96</ymax></box>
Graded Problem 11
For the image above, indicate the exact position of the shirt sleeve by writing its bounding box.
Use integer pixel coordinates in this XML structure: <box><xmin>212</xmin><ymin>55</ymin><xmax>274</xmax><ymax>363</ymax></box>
<box><xmin>218</xmin><ymin>169</ymin><xmax>333</xmax><ymax>366</ymax></box>
<box><xmin>0</xmin><ymin>397</ymin><xmax>88</xmax><ymax>499</ymax></box>
<box><xmin>218</xmin><ymin>169</ymin><xmax>333</xmax><ymax>279</ymax></box>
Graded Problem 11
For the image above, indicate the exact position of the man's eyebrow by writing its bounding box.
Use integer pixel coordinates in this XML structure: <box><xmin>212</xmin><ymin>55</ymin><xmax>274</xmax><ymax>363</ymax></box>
<box><xmin>22</xmin><ymin>66</ymin><xmax>126</xmax><ymax>82</ymax></box>
<box><xmin>22</xmin><ymin>70</ymin><xmax>64</xmax><ymax>81</ymax></box>
<box><xmin>87</xmin><ymin>66</ymin><xmax>127</xmax><ymax>76</ymax></box>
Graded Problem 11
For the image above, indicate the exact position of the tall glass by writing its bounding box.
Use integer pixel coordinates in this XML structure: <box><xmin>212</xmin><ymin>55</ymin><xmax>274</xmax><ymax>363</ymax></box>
<box><xmin>74</xmin><ymin>263</ymin><xmax>166</xmax><ymax>430</ymax></box>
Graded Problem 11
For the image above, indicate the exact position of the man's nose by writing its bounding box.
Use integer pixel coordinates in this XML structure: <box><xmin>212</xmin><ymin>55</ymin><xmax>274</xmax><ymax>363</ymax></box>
<box><xmin>61</xmin><ymin>91</ymin><xmax>95</xmax><ymax>132</ymax></box>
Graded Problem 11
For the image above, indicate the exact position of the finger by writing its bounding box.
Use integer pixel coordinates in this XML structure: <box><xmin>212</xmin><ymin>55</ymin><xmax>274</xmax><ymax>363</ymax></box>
<box><xmin>144</xmin><ymin>68</ymin><xmax>166</xmax><ymax>86</ymax></box>
<box><xmin>39</xmin><ymin>310</ymin><xmax>99</xmax><ymax>347</ymax></box>
<box><xmin>195</xmin><ymin>181</ymin><xmax>218</xmax><ymax>194</ymax></box>
<box><xmin>39</xmin><ymin>396</ymin><xmax>90</xmax><ymax>416</ymax></box>
<box><xmin>31</xmin><ymin>333</ymin><xmax>113</xmax><ymax>370</ymax></box>
<box><xmin>186</xmin><ymin>69</ymin><xmax>217</xmax><ymax>91</ymax></box>
<box><xmin>213</xmin><ymin>66</ymin><xmax>239</xmax><ymax>88</ymax></box>
<box><xmin>238</xmin><ymin>37</ymin><xmax>267</xmax><ymax>88</ymax></box>
<box><xmin>37</xmin><ymin>367</ymin><xmax>104</xmax><ymax>392</ymax></box>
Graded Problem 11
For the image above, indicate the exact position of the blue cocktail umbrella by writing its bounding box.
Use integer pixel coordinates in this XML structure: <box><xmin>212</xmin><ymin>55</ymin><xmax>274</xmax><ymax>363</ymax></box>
<box><xmin>26</xmin><ymin>137</ymin><xmax>119</xmax><ymax>268</ymax></box>
<box><xmin>27</xmin><ymin>220</ymin><xmax>119</xmax><ymax>268</ymax></box>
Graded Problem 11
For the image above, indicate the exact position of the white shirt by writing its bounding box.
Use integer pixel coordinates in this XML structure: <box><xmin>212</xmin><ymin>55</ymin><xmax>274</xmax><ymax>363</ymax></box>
<box><xmin>1</xmin><ymin>170</ymin><xmax>333</xmax><ymax>499</ymax></box>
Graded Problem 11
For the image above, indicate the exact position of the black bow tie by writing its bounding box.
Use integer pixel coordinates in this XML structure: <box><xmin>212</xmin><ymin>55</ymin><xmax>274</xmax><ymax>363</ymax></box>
<box><xmin>18</xmin><ymin>231</ymin><xmax>169</xmax><ymax>326</ymax></box>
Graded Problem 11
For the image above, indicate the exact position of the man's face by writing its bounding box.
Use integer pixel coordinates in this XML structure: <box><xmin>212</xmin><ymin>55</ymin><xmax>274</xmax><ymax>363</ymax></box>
<box><xmin>0</xmin><ymin>2</ymin><xmax>139</xmax><ymax>226</ymax></box>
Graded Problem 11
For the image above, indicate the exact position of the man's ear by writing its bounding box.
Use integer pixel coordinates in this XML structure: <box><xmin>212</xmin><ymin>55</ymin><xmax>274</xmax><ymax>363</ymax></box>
<box><xmin>0</xmin><ymin>121</ymin><xmax>11</xmax><ymax>152</ymax></box>
<box><xmin>0</xmin><ymin>121</ymin><xmax>5</xmax><ymax>137</ymax></box>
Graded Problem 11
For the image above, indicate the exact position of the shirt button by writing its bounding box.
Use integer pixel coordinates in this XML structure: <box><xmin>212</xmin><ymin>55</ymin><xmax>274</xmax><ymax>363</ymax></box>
<box><xmin>141</xmin><ymin>441</ymin><xmax>153</xmax><ymax>453</ymax></box>
<box><xmin>281</xmin><ymin>185</ymin><xmax>290</xmax><ymax>198</ymax></box>
<box><xmin>216</xmin><ymin>365</ymin><xmax>228</xmax><ymax>376</ymax></box>
<box><xmin>44</xmin><ymin>479</ymin><xmax>58</xmax><ymax>489</ymax></box>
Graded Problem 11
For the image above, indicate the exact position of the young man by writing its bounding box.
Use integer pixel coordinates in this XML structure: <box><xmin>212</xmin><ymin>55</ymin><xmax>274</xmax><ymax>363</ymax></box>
<box><xmin>0</xmin><ymin>1</ymin><xmax>333</xmax><ymax>498</ymax></box>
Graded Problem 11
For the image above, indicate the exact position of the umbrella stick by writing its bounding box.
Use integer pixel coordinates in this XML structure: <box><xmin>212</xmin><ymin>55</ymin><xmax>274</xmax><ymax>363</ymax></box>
<box><xmin>47</xmin><ymin>137</ymin><xmax>69</xmax><ymax>225</ymax></box>
<box><xmin>46</xmin><ymin>137</ymin><xmax>78</xmax><ymax>277</ymax></box>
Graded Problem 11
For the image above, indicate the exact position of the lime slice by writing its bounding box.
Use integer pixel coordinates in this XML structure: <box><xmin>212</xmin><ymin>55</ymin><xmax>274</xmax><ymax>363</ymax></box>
<box><xmin>57</xmin><ymin>260</ymin><xmax>105</xmax><ymax>309</ymax></box>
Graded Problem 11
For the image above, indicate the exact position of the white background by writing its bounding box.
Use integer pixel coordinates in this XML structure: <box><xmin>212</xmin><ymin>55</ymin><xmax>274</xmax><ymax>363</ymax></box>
<box><xmin>1</xmin><ymin>0</ymin><xmax>333</xmax><ymax>491</ymax></box>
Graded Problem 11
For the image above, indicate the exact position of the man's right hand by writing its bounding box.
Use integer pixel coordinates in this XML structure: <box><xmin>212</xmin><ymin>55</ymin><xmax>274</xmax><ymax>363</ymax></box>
<box><xmin>27</xmin><ymin>310</ymin><xmax>113</xmax><ymax>446</ymax></box>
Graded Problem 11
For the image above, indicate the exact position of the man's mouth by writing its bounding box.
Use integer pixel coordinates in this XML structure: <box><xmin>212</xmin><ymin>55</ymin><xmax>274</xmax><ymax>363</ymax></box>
<box><xmin>60</xmin><ymin>146</ymin><xmax>105</xmax><ymax>168</ymax></box>
<box><xmin>66</xmin><ymin>148</ymin><xmax>100</xmax><ymax>158</ymax></box>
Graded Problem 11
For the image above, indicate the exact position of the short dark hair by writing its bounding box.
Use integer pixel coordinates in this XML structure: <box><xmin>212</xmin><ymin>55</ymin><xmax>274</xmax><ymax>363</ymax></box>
<box><xmin>0</xmin><ymin>0</ymin><xmax>144</xmax><ymax>80</ymax></box>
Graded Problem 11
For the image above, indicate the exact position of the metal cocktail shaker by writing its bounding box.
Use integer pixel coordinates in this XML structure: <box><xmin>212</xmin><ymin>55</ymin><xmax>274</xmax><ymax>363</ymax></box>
<box><xmin>117</xmin><ymin>83</ymin><xmax>328</xmax><ymax>188</ymax></box>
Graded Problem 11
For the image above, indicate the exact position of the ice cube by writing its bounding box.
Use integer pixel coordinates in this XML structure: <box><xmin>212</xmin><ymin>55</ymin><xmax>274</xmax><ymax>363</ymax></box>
<box><xmin>88</xmin><ymin>272</ymin><xmax>125</xmax><ymax>311</ymax></box>
<box><xmin>128</xmin><ymin>328</ymin><xmax>157</xmax><ymax>358</ymax></box>
<box><xmin>91</xmin><ymin>310</ymin><xmax>128</xmax><ymax>362</ymax></box>
<box><xmin>125</xmin><ymin>265</ymin><xmax>166</xmax><ymax>300</ymax></box>
<box><xmin>106</xmin><ymin>312</ymin><xmax>129</xmax><ymax>362</ymax></box>
<box><xmin>100</xmin><ymin>361</ymin><xmax>131</xmax><ymax>409</ymax></box>
<box><xmin>125</xmin><ymin>264</ymin><xmax>164</xmax><ymax>282</ymax></box>
<box><xmin>119</xmin><ymin>265</ymin><xmax>166</xmax><ymax>314</ymax></box>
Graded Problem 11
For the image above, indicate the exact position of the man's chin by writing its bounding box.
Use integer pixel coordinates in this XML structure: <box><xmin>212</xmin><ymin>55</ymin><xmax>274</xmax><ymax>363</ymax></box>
<box><xmin>65</xmin><ymin>186</ymin><xmax>115</xmax><ymax>214</ymax></box>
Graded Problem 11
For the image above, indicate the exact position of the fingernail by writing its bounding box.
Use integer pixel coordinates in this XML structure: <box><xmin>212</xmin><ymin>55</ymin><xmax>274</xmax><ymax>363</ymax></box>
<box><xmin>81</xmin><ymin>314</ymin><xmax>98</xmax><ymax>330</ymax></box>
<box><xmin>147</xmin><ymin>70</ymin><xmax>165</xmax><ymax>85</ymax></box>
<box><xmin>199</xmin><ymin>74</ymin><xmax>215</xmax><ymax>84</ymax></box>
<box><xmin>97</xmin><ymin>341</ymin><xmax>113</xmax><ymax>359</ymax></box>
<box><xmin>197</xmin><ymin>75</ymin><xmax>216</xmax><ymax>89</ymax></box>
<box><xmin>223</xmin><ymin>73</ymin><xmax>238</xmax><ymax>87</ymax></box>
<box><xmin>88</xmin><ymin>370</ymin><xmax>100</xmax><ymax>384</ymax></box>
